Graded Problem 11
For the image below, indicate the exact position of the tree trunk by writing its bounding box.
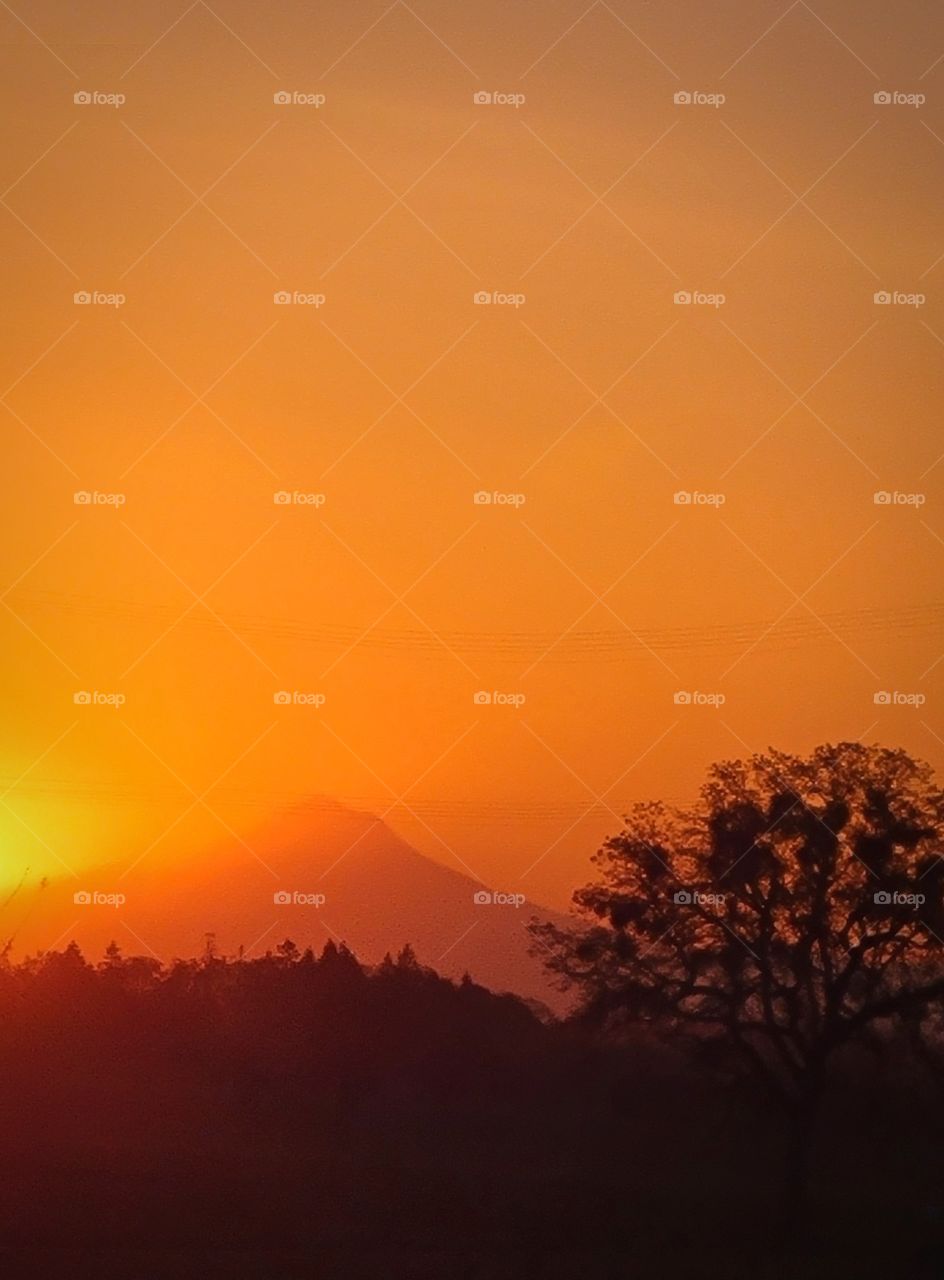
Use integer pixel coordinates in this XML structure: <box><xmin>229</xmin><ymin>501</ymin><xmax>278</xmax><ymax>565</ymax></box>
<box><xmin>779</xmin><ymin>1098</ymin><xmax>818</xmax><ymax>1241</ymax></box>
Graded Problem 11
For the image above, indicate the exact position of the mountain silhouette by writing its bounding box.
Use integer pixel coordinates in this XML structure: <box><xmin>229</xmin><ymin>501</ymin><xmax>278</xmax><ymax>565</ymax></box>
<box><xmin>14</xmin><ymin>802</ymin><xmax>570</xmax><ymax>1008</ymax></box>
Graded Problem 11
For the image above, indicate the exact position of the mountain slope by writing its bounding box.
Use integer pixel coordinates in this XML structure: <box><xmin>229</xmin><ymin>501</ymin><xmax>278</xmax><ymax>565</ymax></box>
<box><xmin>9</xmin><ymin>803</ymin><xmax>574</xmax><ymax>1009</ymax></box>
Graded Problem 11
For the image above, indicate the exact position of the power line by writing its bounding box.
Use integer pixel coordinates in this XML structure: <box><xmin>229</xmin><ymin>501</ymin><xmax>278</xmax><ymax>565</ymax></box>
<box><xmin>9</xmin><ymin>589</ymin><xmax>943</xmax><ymax>658</ymax></box>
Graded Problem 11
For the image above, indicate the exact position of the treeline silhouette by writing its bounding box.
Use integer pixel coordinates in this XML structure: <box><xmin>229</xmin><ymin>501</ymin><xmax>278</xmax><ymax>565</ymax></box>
<box><xmin>1</xmin><ymin>931</ymin><xmax>944</xmax><ymax>1279</ymax></box>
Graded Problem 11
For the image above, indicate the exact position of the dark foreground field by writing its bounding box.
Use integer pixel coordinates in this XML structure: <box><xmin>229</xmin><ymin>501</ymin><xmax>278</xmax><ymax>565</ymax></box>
<box><xmin>1</xmin><ymin>941</ymin><xmax>942</xmax><ymax>1279</ymax></box>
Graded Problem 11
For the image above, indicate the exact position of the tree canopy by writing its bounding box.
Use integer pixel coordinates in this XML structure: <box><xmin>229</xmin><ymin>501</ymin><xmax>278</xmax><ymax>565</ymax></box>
<box><xmin>531</xmin><ymin>743</ymin><xmax>944</xmax><ymax>1116</ymax></box>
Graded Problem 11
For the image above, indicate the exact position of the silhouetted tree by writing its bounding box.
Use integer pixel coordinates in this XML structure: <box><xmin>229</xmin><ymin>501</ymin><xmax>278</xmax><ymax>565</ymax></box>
<box><xmin>275</xmin><ymin>938</ymin><xmax>300</xmax><ymax>965</ymax></box>
<box><xmin>318</xmin><ymin>938</ymin><xmax>364</xmax><ymax>983</ymax></box>
<box><xmin>532</xmin><ymin>742</ymin><xmax>944</xmax><ymax>1223</ymax></box>
<box><xmin>4</xmin><ymin>919</ymin><xmax>944</xmax><ymax>1272</ymax></box>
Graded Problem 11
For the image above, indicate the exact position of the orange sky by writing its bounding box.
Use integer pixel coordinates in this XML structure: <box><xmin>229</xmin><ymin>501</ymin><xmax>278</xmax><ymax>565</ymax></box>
<box><xmin>2</xmin><ymin>0</ymin><xmax>944</xmax><ymax>931</ymax></box>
